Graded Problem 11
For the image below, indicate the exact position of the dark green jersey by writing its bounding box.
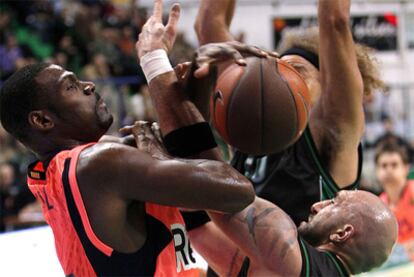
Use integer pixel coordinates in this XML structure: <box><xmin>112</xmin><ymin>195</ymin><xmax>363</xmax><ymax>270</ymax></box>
<box><xmin>231</xmin><ymin>127</ymin><xmax>362</xmax><ymax>226</ymax></box>
<box><xmin>236</xmin><ymin>237</ymin><xmax>349</xmax><ymax>277</ymax></box>
<box><xmin>299</xmin><ymin>237</ymin><xmax>349</xmax><ymax>277</ymax></box>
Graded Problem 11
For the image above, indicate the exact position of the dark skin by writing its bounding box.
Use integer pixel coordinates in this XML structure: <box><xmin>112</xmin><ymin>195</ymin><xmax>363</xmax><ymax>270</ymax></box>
<box><xmin>24</xmin><ymin>62</ymin><xmax>254</xmax><ymax>253</ymax></box>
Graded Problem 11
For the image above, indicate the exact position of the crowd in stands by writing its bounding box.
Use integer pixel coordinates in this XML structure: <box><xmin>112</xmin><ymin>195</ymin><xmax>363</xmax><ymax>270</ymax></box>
<box><xmin>0</xmin><ymin>0</ymin><xmax>195</xmax><ymax>232</ymax></box>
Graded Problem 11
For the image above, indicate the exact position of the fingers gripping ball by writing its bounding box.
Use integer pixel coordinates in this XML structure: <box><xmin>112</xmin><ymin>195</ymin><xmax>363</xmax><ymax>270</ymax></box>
<box><xmin>210</xmin><ymin>56</ymin><xmax>311</xmax><ymax>155</ymax></box>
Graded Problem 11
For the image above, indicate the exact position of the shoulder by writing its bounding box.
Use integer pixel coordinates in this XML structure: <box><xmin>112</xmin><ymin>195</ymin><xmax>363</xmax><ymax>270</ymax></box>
<box><xmin>76</xmin><ymin>142</ymin><xmax>149</xmax><ymax>188</ymax></box>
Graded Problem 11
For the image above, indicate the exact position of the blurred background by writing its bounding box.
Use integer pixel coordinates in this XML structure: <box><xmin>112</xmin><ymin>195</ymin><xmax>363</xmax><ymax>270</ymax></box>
<box><xmin>0</xmin><ymin>0</ymin><xmax>413</xmax><ymax>276</ymax></box>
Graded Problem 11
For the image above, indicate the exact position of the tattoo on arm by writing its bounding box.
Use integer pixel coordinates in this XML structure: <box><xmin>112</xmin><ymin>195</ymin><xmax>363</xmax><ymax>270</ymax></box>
<box><xmin>244</xmin><ymin>207</ymin><xmax>278</xmax><ymax>244</ymax></box>
<box><xmin>280</xmin><ymin>236</ymin><xmax>297</xmax><ymax>260</ymax></box>
<box><xmin>226</xmin><ymin>249</ymin><xmax>241</xmax><ymax>277</ymax></box>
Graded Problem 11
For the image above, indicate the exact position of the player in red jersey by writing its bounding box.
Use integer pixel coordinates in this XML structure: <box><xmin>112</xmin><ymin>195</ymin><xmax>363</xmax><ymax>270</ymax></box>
<box><xmin>0</xmin><ymin>1</ymin><xmax>255</xmax><ymax>276</ymax></box>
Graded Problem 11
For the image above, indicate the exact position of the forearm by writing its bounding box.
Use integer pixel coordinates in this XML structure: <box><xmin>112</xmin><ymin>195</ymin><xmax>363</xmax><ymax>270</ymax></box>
<box><xmin>317</xmin><ymin>0</ymin><xmax>364</xmax><ymax>133</ymax></box>
<box><xmin>149</xmin><ymin>72</ymin><xmax>223</xmax><ymax>161</ymax></box>
<box><xmin>194</xmin><ymin>0</ymin><xmax>235</xmax><ymax>45</ymax></box>
<box><xmin>189</xmin><ymin>222</ymin><xmax>245</xmax><ymax>276</ymax></box>
<box><xmin>149</xmin><ymin>72</ymin><xmax>204</xmax><ymax>135</ymax></box>
<box><xmin>207</xmin><ymin>197</ymin><xmax>301</xmax><ymax>275</ymax></box>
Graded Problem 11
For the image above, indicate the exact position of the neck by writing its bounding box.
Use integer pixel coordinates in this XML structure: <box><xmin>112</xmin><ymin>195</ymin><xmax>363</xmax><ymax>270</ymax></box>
<box><xmin>384</xmin><ymin>181</ymin><xmax>406</xmax><ymax>206</ymax></box>
<box><xmin>318</xmin><ymin>245</ymin><xmax>353</xmax><ymax>275</ymax></box>
<box><xmin>30</xmin><ymin>137</ymin><xmax>86</xmax><ymax>161</ymax></box>
<box><xmin>335</xmin><ymin>253</ymin><xmax>353</xmax><ymax>275</ymax></box>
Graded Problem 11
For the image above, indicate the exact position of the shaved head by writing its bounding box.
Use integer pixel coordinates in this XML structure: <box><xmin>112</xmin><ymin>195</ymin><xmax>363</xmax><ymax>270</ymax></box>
<box><xmin>298</xmin><ymin>190</ymin><xmax>397</xmax><ymax>274</ymax></box>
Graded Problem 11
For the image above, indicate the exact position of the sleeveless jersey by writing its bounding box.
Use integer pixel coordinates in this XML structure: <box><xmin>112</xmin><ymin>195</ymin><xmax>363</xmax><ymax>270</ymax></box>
<box><xmin>27</xmin><ymin>143</ymin><xmax>199</xmax><ymax>276</ymax></box>
<box><xmin>236</xmin><ymin>237</ymin><xmax>349</xmax><ymax>277</ymax></box>
<box><xmin>298</xmin><ymin>237</ymin><xmax>349</xmax><ymax>277</ymax></box>
<box><xmin>232</xmin><ymin>127</ymin><xmax>362</xmax><ymax>226</ymax></box>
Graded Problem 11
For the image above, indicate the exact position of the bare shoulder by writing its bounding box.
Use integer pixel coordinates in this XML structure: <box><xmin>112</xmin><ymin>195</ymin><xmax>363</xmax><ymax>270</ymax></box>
<box><xmin>99</xmin><ymin>134</ymin><xmax>136</xmax><ymax>147</ymax></box>
<box><xmin>76</xmin><ymin>142</ymin><xmax>148</xmax><ymax>189</ymax></box>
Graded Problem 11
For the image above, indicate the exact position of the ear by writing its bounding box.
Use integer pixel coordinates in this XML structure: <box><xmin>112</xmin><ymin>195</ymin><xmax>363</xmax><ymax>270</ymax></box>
<box><xmin>329</xmin><ymin>224</ymin><xmax>354</xmax><ymax>243</ymax></box>
<box><xmin>28</xmin><ymin>110</ymin><xmax>54</xmax><ymax>131</ymax></box>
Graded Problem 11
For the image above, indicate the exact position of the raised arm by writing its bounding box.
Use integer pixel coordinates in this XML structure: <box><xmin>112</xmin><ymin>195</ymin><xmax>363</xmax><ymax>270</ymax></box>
<box><xmin>194</xmin><ymin>0</ymin><xmax>235</xmax><ymax>44</ymax></box>
<box><xmin>311</xmin><ymin>0</ymin><xmax>364</xmax><ymax>186</ymax></box>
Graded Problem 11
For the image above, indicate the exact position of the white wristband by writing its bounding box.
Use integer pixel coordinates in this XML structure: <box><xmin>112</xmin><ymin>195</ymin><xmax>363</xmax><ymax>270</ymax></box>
<box><xmin>140</xmin><ymin>49</ymin><xmax>174</xmax><ymax>83</ymax></box>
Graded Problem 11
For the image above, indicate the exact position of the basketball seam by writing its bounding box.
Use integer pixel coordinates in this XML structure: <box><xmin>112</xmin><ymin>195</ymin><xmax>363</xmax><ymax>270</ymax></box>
<box><xmin>260</xmin><ymin>58</ymin><xmax>265</xmax><ymax>153</ymax></box>
<box><xmin>276</xmin><ymin>63</ymin><xmax>299</xmax><ymax>144</ymax></box>
<box><xmin>226</xmin><ymin>65</ymin><xmax>245</xmax><ymax>147</ymax></box>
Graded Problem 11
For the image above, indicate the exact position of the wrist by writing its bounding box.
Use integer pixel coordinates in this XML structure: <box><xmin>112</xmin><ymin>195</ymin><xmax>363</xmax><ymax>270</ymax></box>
<box><xmin>140</xmin><ymin>49</ymin><xmax>174</xmax><ymax>83</ymax></box>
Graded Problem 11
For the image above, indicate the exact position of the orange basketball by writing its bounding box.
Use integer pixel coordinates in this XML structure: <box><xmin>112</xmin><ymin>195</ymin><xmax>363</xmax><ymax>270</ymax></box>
<box><xmin>210</xmin><ymin>56</ymin><xmax>311</xmax><ymax>155</ymax></box>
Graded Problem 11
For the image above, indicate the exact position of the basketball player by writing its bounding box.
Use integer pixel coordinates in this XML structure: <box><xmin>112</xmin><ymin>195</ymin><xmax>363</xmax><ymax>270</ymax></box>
<box><xmin>194</xmin><ymin>0</ymin><xmax>385</xmax><ymax>226</ymax></box>
<box><xmin>134</xmin><ymin>0</ymin><xmax>396</xmax><ymax>276</ymax></box>
<box><xmin>0</xmin><ymin>3</ymin><xmax>255</xmax><ymax>277</ymax></box>
<box><xmin>136</xmin><ymin>128</ymin><xmax>397</xmax><ymax>276</ymax></box>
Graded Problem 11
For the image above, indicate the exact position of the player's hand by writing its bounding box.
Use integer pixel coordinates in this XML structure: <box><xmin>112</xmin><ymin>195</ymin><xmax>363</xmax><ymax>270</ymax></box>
<box><xmin>194</xmin><ymin>41</ymin><xmax>279</xmax><ymax>78</ymax></box>
<box><xmin>135</xmin><ymin>0</ymin><xmax>180</xmax><ymax>59</ymax></box>
<box><xmin>120</xmin><ymin>121</ymin><xmax>170</xmax><ymax>160</ymax></box>
<box><xmin>174</xmin><ymin>62</ymin><xmax>192</xmax><ymax>81</ymax></box>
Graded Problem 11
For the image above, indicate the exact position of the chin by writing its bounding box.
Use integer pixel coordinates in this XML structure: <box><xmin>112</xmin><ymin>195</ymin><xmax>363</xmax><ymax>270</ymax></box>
<box><xmin>98</xmin><ymin>114</ymin><xmax>114</xmax><ymax>130</ymax></box>
<box><xmin>298</xmin><ymin>223</ymin><xmax>324</xmax><ymax>247</ymax></box>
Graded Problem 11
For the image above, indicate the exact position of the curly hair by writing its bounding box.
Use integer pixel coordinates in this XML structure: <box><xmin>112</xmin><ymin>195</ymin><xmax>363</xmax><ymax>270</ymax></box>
<box><xmin>277</xmin><ymin>27</ymin><xmax>385</xmax><ymax>96</ymax></box>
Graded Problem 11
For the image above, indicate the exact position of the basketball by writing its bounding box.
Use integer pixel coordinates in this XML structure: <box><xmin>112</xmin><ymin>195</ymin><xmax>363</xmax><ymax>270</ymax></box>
<box><xmin>210</xmin><ymin>56</ymin><xmax>311</xmax><ymax>155</ymax></box>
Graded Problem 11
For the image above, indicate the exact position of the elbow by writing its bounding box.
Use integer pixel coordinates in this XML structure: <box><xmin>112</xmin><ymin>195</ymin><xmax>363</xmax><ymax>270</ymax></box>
<box><xmin>225</xmin><ymin>180</ymin><xmax>255</xmax><ymax>213</ymax></box>
<box><xmin>194</xmin><ymin>14</ymin><xmax>228</xmax><ymax>45</ymax></box>
<box><xmin>323</xmin><ymin>14</ymin><xmax>350</xmax><ymax>33</ymax></box>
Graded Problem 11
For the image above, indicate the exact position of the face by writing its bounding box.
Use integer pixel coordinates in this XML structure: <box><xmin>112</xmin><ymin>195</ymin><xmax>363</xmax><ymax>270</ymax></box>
<box><xmin>376</xmin><ymin>152</ymin><xmax>409</xmax><ymax>189</ymax></box>
<box><xmin>298</xmin><ymin>191</ymin><xmax>357</xmax><ymax>246</ymax></box>
<box><xmin>281</xmin><ymin>55</ymin><xmax>321</xmax><ymax>107</ymax></box>
<box><xmin>34</xmin><ymin>65</ymin><xmax>113</xmax><ymax>142</ymax></box>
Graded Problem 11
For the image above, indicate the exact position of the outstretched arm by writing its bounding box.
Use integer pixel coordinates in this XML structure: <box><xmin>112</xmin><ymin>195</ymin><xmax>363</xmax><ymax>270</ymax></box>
<box><xmin>77</xmin><ymin>138</ymin><xmax>254</xmax><ymax>213</ymax></box>
<box><xmin>136</xmin><ymin>0</ymin><xmax>224</xmax><ymax>161</ymax></box>
<box><xmin>194</xmin><ymin>0</ymin><xmax>235</xmax><ymax>45</ymax></box>
<box><xmin>311</xmin><ymin>0</ymin><xmax>364</xmax><ymax>187</ymax></box>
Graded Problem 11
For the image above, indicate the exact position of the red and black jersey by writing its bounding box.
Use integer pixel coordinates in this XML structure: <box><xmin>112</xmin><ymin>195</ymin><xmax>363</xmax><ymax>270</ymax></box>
<box><xmin>27</xmin><ymin>143</ymin><xmax>199</xmax><ymax>276</ymax></box>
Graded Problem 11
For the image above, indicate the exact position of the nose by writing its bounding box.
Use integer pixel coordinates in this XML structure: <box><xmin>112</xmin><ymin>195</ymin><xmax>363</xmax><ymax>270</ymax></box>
<box><xmin>83</xmin><ymin>82</ymin><xmax>95</xmax><ymax>95</ymax></box>
<box><xmin>310</xmin><ymin>199</ymin><xmax>331</xmax><ymax>214</ymax></box>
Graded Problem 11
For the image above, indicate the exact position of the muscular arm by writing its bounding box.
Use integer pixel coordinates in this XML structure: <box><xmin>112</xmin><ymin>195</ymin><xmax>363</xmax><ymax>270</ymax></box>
<box><xmin>188</xmin><ymin>222</ymin><xmax>246</xmax><ymax>276</ymax></box>
<box><xmin>77</xmin><ymin>142</ymin><xmax>253</xmax><ymax>213</ymax></box>
<box><xmin>149</xmin><ymin>71</ymin><xmax>223</xmax><ymax>161</ymax></box>
<box><xmin>194</xmin><ymin>0</ymin><xmax>235</xmax><ymax>45</ymax></box>
<box><xmin>208</xmin><ymin>197</ymin><xmax>302</xmax><ymax>276</ymax></box>
<box><xmin>311</xmin><ymin>0</ymin><xmax>364</xmax><ymax>187</ymax></box>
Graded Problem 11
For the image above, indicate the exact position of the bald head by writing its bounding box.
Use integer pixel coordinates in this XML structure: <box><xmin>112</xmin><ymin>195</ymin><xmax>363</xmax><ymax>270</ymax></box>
<box><xmin>347</xmin><ymin>191</ymin><xmax>397</xmax><ymax>272</ymax></box>
<box><xmin>298</xmin><ymin>190</ymin><xmax>397</xmax><ymax>274</ymax></box>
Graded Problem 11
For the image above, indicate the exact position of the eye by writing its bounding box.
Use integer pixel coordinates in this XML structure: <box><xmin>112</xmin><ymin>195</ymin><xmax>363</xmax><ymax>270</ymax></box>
<box><xmin>66</xmin><ymin>82</ymin><xmax>77</xmax><ymax>91</ymax></box>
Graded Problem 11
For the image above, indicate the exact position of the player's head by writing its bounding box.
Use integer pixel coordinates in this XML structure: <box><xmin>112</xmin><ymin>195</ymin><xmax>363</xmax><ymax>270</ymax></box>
<box><xmin>278</xmin><ymin>27</ymin><xmax>385</xmax><ymax>107</ymax></box>
<box><xmin>0</xmin><ymin>63</ymin><xmax>113</xmax><ymax>154</ymax></box>
<box><xmin>298</xmin><ymin>190</ymin><xmax>397</xmax><ymax>274</ymax></box>
<box><xmin>375</xmin><ymin>143</ymin><xmax>410</xmax><ymax>189</ymax></box>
